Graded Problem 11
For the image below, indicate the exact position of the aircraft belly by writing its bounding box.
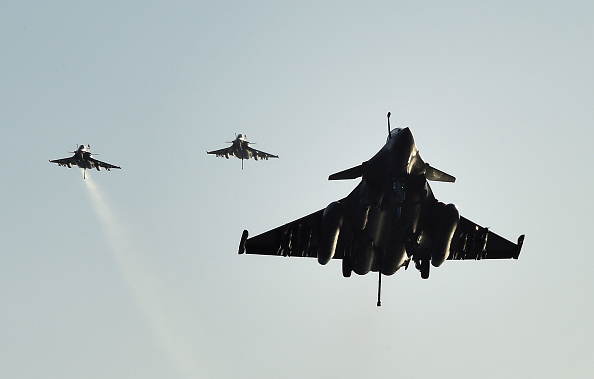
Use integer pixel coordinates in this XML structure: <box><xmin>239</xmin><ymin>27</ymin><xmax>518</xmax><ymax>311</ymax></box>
<box><xmin>403</xmin><ymin>202</ymin><xmax>422</xmax><ymax>235</ymax></box>
<box><xmin>355</xmin><ymin>199</ymin><xmax>421</xmax><ymax>274</ymax></box>
<box><xmin>349</xmin><ymin>207</ymin><xmax>391</xmax><ymax>273</ymax></box>
<box><xmin>364</xmin><ymin>207</ymin><xmax>392</xmax><ymax>252</ymax></box>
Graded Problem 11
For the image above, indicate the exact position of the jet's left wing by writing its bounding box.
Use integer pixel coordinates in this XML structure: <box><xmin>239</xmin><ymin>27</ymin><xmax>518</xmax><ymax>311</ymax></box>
<box><xmin>246</xmin><ymin>146</ymin><xmax>278</xmax><ymax>160</ymax></box>
<box><xmin>49</xmin><ymin>157</ymin><xmax>76</xmax><ymax>167</ymax></box>
<box><xmin>89</xmin><ymin>158</ymin><xmax>121</xmax><ymax>170</ymax></box>
<box><xmin>448</xmin><ymin>216</ymin><xmax>524</xmax><ymax>260</ymax></box>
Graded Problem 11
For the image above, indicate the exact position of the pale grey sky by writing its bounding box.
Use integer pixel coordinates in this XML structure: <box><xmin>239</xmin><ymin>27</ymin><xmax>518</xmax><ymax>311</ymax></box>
<box><xmin>1</xmin><ymin>1</ymin><xmax>593</xmax><ymax>378</ymax></box>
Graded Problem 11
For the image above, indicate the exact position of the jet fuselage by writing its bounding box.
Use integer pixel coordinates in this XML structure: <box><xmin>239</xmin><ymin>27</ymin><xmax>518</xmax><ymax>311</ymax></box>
<box><xmin>324</xmin><ymin>127</ymin><xmax>451</xmax><ymax>277</ymax></box>
<box><xmin>239</xmin><ymin>114</ymin><xmax>523</xmax><ymax>305</ymax></box>
<box><xmin>70</xmin><ymin>145</ymin><xmax>96</xmax><ymax>169</ymax></box>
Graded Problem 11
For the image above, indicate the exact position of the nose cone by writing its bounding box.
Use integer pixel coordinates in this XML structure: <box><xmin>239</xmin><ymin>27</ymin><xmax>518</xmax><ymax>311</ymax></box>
<box><xmin>387</xmin><ymin>127</ymin><xmax>416</xmax><ymax>175</ymax></box>
<box><xmin>398</xmin><ymin>127</ymin><xmax>413</xmax><ymax>143</ymax></box>
<box><xmin>390</xmin><ymin>127</ymin><xmax>414</xmax><ymax>151</ymax></box>
<box><xmin>388</xmin><ymin>126</ymin><xmax>413</xmax><ymax>141</ymax></box>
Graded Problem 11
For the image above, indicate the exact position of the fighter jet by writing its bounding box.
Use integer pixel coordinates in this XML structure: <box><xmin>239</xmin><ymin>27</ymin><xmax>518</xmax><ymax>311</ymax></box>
<box><xmin>49</xmin><ymin>144</ymin><xmax>121</xmax><ymax>179</ymax></box>
<box><xmin>239</xmin><ymin>113</ymin><xmax>524</xmax><ymax>306</ymax></box>
<box><xmin>207</xmin><ymin>134</ymin><xmax>278</xmax><ymax>169</ymax></box>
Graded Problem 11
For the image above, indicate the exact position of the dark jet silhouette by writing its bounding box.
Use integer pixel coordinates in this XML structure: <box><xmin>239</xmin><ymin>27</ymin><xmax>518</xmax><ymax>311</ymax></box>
<box><xmin>50</xmin><ymin>144</ymin><xmax>121</xmax><ymax>179</ymax></box>
<box><xmin>207</xmin><ymin>134</ymin><xmax>278</xmax><ymax>169</ymax></box>
<box><xmin>239</xmin><ymin>113</ymin><xmax>524</xmax><ymax>305</ymax></box>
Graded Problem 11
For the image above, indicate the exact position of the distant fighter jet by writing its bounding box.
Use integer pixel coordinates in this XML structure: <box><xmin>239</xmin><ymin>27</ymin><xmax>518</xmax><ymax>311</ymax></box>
<box><xmin>207</xmin><ymin>134</ymin><xmax>278</xmax><ymax>169</ymax></box>
<box><xmin>239</xmin><ymin>113</ymin><xmax>524</xmax><ymax>306</ymax></box>
<box><xmin>49</xmin><ymin>144</ymin><xmax>121</xmax><ymax>179</ymax></box>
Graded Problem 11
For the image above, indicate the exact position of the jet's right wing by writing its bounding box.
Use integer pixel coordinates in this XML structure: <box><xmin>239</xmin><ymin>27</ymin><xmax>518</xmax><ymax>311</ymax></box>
<box><xmin>207</xmin><ymin>147</ymin><xmax>233</xmax><ymax>158</ymax></box>
<box><xmin>239</xmin><ymin>199</ymin><xmax>355</xmax><ymax>260</ymax></box>
<box><xmin>49</xmin><ymin>157</ymin><xmax>76</xmax><ymax>167</ymax></box>
<box><xmin>239</xmin><ymin>208</ymin><xmax>329</xmax><ymax>258</ymax></box>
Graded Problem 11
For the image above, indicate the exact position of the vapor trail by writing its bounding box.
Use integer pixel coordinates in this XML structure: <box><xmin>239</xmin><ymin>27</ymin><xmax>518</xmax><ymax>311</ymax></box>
<box><xmin>83</xmin><ymin>175</ymin><xmax>205</xmax><ymax>378</ymax></box>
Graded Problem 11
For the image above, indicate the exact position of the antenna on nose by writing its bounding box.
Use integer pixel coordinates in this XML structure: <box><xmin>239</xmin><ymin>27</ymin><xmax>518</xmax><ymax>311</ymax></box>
<box><xmin>387</xmin><ymin>112</ymin><xmax>391</xmax><ymax>139</ymax></box>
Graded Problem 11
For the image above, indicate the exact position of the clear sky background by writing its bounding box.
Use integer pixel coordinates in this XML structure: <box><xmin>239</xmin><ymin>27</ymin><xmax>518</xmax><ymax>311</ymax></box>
<box><xmin>1</xmin><ymin>1</ymin><xmax>593</xmax><ymax>378</ymax></box>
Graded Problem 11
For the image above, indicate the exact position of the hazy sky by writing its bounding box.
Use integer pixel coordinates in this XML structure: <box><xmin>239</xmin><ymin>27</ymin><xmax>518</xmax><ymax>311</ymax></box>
<box><xmin>2</xmin><ymin>1</ymin><xmax>593</xmax><ymax>378</ymax></box>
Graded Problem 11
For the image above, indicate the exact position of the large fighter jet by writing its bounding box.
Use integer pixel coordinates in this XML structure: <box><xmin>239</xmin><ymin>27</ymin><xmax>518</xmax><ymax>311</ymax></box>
<box><xmin>207</xmin><ymin>134</ymin><xmax>278</xmax><ymax>169</ymax></box>
<box><xmin>49</xmin><ymin>144</ymin><xmax>121</xmax><ymax>179</ymax></box>
<box><xmin>239</xmin><ymin>113</ymin><xmax>524</xmax><ymax>306</ymax></box>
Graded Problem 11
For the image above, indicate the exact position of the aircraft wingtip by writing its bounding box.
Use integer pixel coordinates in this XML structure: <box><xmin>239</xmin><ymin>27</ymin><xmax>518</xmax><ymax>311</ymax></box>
<box><xmin>239</xmin><ymin>230</ymin><xmax>249</xmax><ymax>254</ymax></box>
<box><xmin>514</xmin><ymin>234</ymin><xmax>525</xmax><ymax>259</ymax></box>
